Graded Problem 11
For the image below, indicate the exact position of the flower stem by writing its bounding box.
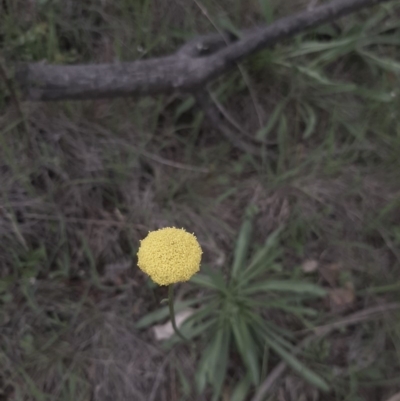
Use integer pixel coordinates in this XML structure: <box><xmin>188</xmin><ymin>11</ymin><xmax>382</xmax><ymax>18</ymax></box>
<box><xmin>168</xmin><ymin>285</ymin><xmax>187</xmax><ymax>342</ymax></box>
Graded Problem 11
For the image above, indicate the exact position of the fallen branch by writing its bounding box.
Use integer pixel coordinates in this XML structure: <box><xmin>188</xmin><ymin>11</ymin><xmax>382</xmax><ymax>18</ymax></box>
<box><xmin>15</xmin><ymin>0</ymin><xmax>390</xmax><ymax>101</ymax></box>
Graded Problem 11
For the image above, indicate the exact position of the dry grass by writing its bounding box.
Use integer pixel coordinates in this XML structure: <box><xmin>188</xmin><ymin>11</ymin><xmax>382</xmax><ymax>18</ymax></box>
<box><xmin>1</xmin><ymin>0</ymin><xmax>400</xmax><ymax>400</ymax></box>
<box><xmin>0</xmin><ymin>280</ymin><xmax>163</xmax><ymax>401</ymax></box>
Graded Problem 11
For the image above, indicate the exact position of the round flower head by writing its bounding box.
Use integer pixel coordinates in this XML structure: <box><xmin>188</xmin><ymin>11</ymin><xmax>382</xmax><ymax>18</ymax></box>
<box><xmin>137</xmin><ymin>227</ymin><xmax>202</xmax><ymax>286</ymax></box>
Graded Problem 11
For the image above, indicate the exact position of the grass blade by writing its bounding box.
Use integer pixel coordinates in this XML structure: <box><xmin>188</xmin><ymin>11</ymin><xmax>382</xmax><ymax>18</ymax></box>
<box><xmin>231</xmin><ymin>317</ymin><xmax>260</xmax><ymax>386</ymax></box>
<box><xmin>242</xmin><ymin>280</ymin><xmax>327</xmax><ymax>297</ymax></box>
<box><xmin>256</xmin><ymin>99</ymin><xmax>287</xmax><ymax>140</ymax></box>
<box><xmin>167</xmin><ymin>317</ymin><xmax>217</xmax><ymax>347</ymax></box>
<box><xmin>231</xmin><ymin>205</ymin><xmax>257</xmax><ymax>280</ymax></box>
<box><xmin>196</xmin><ymin>320</ymin><xmax>230</xmax><ymax>396</ymax></box>
<box><xmin>360</xmin><ymin>50</ymin><xmax>400</xmax><ymax>74</ymax></box>
<box><xmin>190</xmin><ymin>272</ymin><xmax>222</xmax><ymax>291</ymax></box>
<box><xmin>211</xmin><ymin>323</ymin><xmax>231</xmax><ymax>401</ymax></box>
<box><xmin>301</xmin><ymin>103</ymin><xmax>317</xmax><ymax>139</ymax></box>
<box><xmin>238</xmin><ymin>228</ymin><xmax>283</xmax><ymax>285</ymax></box>
<box><xmin>266</xmin><ymin>337</ymin><xmax>330</xmax><ymax>392</ymax></box>
<box><xmin>136</xmin><ymin>298</ymin><xmax>202</xmax><ymax>329</ymax></box>
<box><xmin>230</xmin><ymin>375</ymin><xmax>252</xmax><ymax>401</ymax></box>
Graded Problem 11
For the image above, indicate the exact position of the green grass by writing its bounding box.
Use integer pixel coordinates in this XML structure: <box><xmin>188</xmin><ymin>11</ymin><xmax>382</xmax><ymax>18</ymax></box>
<box><xmin>1</xmin><ymin>0</ymin><xmax>400</xmax><ymax>400</ymax></box>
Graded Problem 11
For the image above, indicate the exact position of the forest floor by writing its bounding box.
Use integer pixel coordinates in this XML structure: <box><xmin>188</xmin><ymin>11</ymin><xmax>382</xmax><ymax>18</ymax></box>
<box><xmin>1</xmin><ymin>0</ymin><xmax>400</xmax><ymax>400</ymax></box>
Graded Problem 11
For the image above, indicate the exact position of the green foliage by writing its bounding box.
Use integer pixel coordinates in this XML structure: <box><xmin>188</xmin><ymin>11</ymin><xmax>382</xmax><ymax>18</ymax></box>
<box><xmin>138</xmin><ymin>208</ymin><xmax>329</xmax><ymax>399</ymax></box>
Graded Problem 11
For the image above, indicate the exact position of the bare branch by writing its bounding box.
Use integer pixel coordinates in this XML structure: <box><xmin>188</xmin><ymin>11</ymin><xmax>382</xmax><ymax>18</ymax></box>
<box><xmin>15</xmin><ymin>0</ymin><xmax>390</xmax><ymax>101</ymax></box>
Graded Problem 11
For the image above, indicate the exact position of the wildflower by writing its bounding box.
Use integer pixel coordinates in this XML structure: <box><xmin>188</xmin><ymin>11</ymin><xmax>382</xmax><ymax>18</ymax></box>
<box><xmin>137</xmin><ymin>227</ymin><xmax>202</xmax><ymax>286</ymax></box>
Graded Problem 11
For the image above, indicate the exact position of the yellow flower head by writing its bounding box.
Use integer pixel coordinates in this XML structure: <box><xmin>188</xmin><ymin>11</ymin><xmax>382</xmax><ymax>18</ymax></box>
<box><xmin>137</xmin><ymin>227</ymin><xmax>202</xmax><ymax>286</ymax></box>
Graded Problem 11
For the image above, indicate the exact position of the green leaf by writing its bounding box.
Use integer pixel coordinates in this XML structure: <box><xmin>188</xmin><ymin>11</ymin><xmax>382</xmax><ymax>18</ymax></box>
<box><xmin>195</xmin><ymin>336</ymin><xmax>218</xmax><ymax>394</ymax></box>
<box><xmin>301</xmin><ymin>103</ymin><xmax>317</xmax><ymax>139</ymax></box>
<box><xmin>238</xmin><ymin>229</ymin><xmax>283</xmax><ymax>285</ymax></box>
<box><xmin>353</xmin><ymin>87</ymin><xmax>394</xmax><ymax>102</ymax></box>
<box><xmin>217</xmin><ymin>16</ymin><xmax>241</xmax><ymax>39</ymax></box>
<box><xmin>245</xmin><ymin>311</ymin><xmax>295</xmax><ymax>351</ymax></box>
<box><xmin>230</xmin><ymin>375</ymin><xmax>252</xmax><ymax>401</ymax></box>
<box><xmin>176</xmin><ymin>364</ymin><xmax>192</xmax><ymax>396</ymax></box>
<box><xmin>280</xmin><ymin>61</ymin><xmax>395</xmax><ymax>102</ymax></box>
<box><xmin>247</xmin><ymin>297</ymin><xmax>318</xmax><ymax>317</ymax></box>
<box><xmin>0</xmin><ymin>276</ymin><xmax>14</xmax><ymax>294</ymax></box>
<box><xmin>215</xmin><ymin>72</ymin><xmax>242</xmax><ymax>100</ymax></box>
<box><xmin>192</xmin><ymin>266</ymin><xmax>228</xmax><ymax>293</ymax></box>
<box><xmin>190</xmin><ymin>273</ymin><xmax>221</xmax><ymax>291</ymax></box>
<box><xmin>136</xmin><ymin>298</ymin><xmax>202</xmax><ymax>329</ymax></box>
<box><xmin>196</xmin><ymin>321</ymin><xmax>230</xmax><ymax>395</ymax></box>
<box><xmin>360</xmin><ymin>50</ymin><xmax>400</xmax><ymax>74</ymax></box>
<box><xmin>167</xmin><ymin>317</ymin><xmax>217</xmax><ymax>347</ymax></box>
<box><xmin>174</xmin><ymin>96</ymin><xmax>195</xmax><ymax>120</ymax></box>
<box><xmin>360</xmin><ymin>7</ymin><xmax>388</xmax><ymax>32</ymax></box>
<box><xmin>211</xmin><ymin>324</ymin><xmax>231</xmax><ymax>401</ymax></box>
<box><xmin>17</xmin><ymin>367</ymin><xmax>48</xmax><ymax>401</ymax></box>
<box><xmin>284</xmin><ymin>36</ymin><xmax>358</xmax><ymax>59</ymax></box>
<box><xmin>256</xmin><ymin>99</ymin><xmax>287</xmax><ymax>140</ymax></box>
<box><xmin>208</xmin><ymin>268</ymin><xmax>228</xmax><ymax>291</ymax></box>
<box><xmin>265</xmin><ymin>302</ymin><xmax>318</xmax><ymax>317</ymax></box>
<box><xmin>231</xmin><ymin>317</ymin><xmax>260</xmax><ymax>386</ymax></box>
<box><xmin>364</xmin><ymin>35</ymin><xmax>400</xmax><ymax>47</ymax></box>
<box><xmin>266</xmin><ymin>337</ymin><xmax>330</xmax><ymax>392</ymax></box>
<box><xmin>184</xmin><ymin>300</ymin><xmax>219</xmax><ymax>324</ymax></box>
<box><xmin>242</xmin><ymin>280</ymin><xmax>327</xmax><ymax>296</ymax></box>
<box><xmin>231</xmin><ymin>205</ymin><xmax>257</xmax><ymax>280</ymax></box>
<box><xmin>277</xmin><ymin>114</ymin><xmax>288</xmax><ymax>173</ymax></box>
<box><xmin>290</xmin><ymin>64</ymin><xmax>341</xmax><ymax>85</ymax></box>
<box><xmin>259</xmin><ymin>0</ymin><xmax>275</xmax><ymax>24</ymax></box>
<box><xmin>279</xmin><ymin>62</ymin><xmax>357</xmax><ymax>93</ymax></box>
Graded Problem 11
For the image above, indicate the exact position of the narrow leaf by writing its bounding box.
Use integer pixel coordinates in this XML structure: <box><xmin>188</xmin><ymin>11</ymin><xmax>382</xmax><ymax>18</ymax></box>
<box><xmin>167</xmin><ymin>318</ymin><xmax>217</xmax><ymax>347</ymax></box>
<box><xmin>232</xmin><ymin>318</ymin><xmax>260</xmax><ymax>386</ymax></box>
<box><xmin>360</xmin><ymin>50</ymin><xmax>400</xmax><ymax>74</ymax></box>
<box><xmin>238</xmin><ymin>228</ymin><xmax>283</xmax><ymax>285</ymax></box>
<box><xmin>301</xmin><ymin>103</ymin><xmax>317</xmax><ymax>139</ymax></box>
<box><xmin>196</xmin><ymin>321</ymin><xmax>229</xmax><ymax>395</ymax></box>
<box><xmin>242</xmin><ymin>280</ymin><xmax>327</xmax><ymax>296</ymax></box>
<box><xmin>256</xmin><ymin>99</ymin><xmax>287</xmax><ymax>140</ymax></box>
<box><xmin>259</xmin><ymin>0</ymin><xmax>274</xmax><ymax>24</ymax></box>
<box><xmin>136</xmin><ymin>298</ymin><xmax>201</xmax><ymax>329</ymax></box>
<box><xmin>190</xmin><ymin>273</ymin><xmax>221</xmax><ymax>291</ymax></box>
<box><xmin>230</xmin><ymin>375</ymin><xmax>252</xmax><ymax>401</ymax></box>
<box><xmin>174</xmin><ymin>96</ymin><xmax>195</xmax><ymax>120</ymax></box>
<box><xmin>266</xmin><ymin>337</ymin><xmax>330</xmax><ymax>392</ymax></box>
<box><xmin>231</xmin><ymin>205</ymin><xmax>257</xmax><ymax>279</ymax></box>
<box><xmin>211</xmin><ymin>324</ymin><xmax>231</xmax><ymax>401</ymax></box>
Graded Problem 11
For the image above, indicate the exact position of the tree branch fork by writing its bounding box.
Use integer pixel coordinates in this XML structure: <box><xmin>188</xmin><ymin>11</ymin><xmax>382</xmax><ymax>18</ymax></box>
<box><xmin>13</xmin><ymin>0</ymin><xmax>390</xmax><ymax>101</ymax></box>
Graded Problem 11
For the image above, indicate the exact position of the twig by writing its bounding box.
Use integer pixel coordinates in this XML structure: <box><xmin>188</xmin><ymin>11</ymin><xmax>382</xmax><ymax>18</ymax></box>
<box><xmin>15</xmin><ymin>0</ymin><xmax>391</xmax><ymax>101</ymax></box>
<box><xmin>251</xmin><ymin>303</ymin><xmax>400</xmax><ymax>401</ymax></box>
